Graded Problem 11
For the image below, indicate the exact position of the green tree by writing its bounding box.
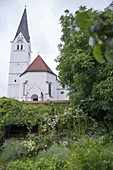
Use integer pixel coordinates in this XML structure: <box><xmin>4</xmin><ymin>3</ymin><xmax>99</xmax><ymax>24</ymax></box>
<box><xmin>76</xmin><ymin>2</ymin><xmax>113</xmax><ymax>63</ymax></box>
<box><xmin>56</xmin><ymin>6</ymin><xmax>113</xmax><ymax>122</ymax></box>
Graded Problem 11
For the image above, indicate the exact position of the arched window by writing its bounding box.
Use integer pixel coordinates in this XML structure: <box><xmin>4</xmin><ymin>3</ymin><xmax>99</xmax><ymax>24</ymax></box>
<box><xmin>41</xmin><ymin>92</ymin><xmax>43</xmax><ymax>101</ymax></box>
<box><xmin>21</xmin><ymin>44</ymin><xmax>23</xmax><ymax>50</ymax></box>
<box><xmin>17</xmin><ymin>44</ymin><xmax>19</xmax><ymax>50</ymax></box>
<box><xmin>31</xmin><ymin>94</ymin><xmax>38</xmax><ymax>101</ymax></box>
<box><xmin>48</xmin><ymin>83</ymin><xmax>52</xmax><ymax>97</ymax></box>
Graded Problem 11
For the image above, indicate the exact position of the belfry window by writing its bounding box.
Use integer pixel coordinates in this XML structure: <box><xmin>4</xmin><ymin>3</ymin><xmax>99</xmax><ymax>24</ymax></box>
<box><xmin>17</xmin><ymin>44</ymin><xmax>19</xmax><ymax>50</ymax></box>
<box><xmin>21</xmin><ymin>44</ymin><xmax>23</xmax><ymax>50</ymax></box>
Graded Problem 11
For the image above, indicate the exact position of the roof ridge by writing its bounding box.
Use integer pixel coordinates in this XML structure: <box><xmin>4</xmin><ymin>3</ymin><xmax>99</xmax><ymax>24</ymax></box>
<box><xmin>20</xmin><ymin>55</ymin><xmax>56</xmax><ymax>76</ymax></box>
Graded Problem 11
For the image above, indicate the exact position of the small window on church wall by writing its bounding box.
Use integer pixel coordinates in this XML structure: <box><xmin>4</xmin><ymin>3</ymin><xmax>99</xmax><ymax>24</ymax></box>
<box><xmin>48</xmin><ymin>83</ymin><xmax>52</xmax><ymax>97</ymax></box>
<box><xmin>17</xmin><ymin>44</ymin><xmax>19</xmax><ymax>50</ymax></box>
<box><xmin>21</xmin><ymin>44</ymin><xmax>23</xmax><ymax>50</ymax></box>
<box><xmin>23</xmin><ymin>84</ymin><xmax>25</xmax><ymax>96</ymax></box>
<box><xmin>60</xmin><ymin>91</ymin><xmax>64</xmax><ymax>94</ymax></box>
<box><xmin>41</xmin><ymin>93</ymin><xmax>43</xmax><ymax>100</ymax></box>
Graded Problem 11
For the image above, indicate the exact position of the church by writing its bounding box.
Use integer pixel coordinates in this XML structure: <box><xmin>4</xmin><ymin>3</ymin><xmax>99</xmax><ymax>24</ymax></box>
<box><xmin>7</xmin><ymin>8</ymin><xmax>69</xmax><ymax>102</ymax></box>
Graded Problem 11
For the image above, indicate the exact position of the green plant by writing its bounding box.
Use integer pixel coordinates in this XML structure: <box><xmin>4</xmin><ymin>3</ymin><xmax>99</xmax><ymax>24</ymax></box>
<box><xmin>1</xmin><ymin>138</ymin><xmax>28</xmax><ymax>162</ymax></box>
<box><xmin>5</xmin><ymin>155</ymin><xmax>65</xmax><ymax>170</ymax></box>
<box><xmin>27</xmin><ymin>130</ymin><xmax>57</xmax><ymax>153</ymax></box>
<box><xmin>76</xmin><ymin>3</ymin><xmax>113</xmax><ymax>64</ymax></box>
<box><xmin>56</xmin><ymin>6</ymin><xmax>113</xmax><ymax>121</ymax></box>
<box><xmin>38</xmin><ymin>143</ymin><xmax>69</xmax><ymax>162</ymax></box>
<box><xmin>22</xmin><ymin>139</ymin><xmax>36</xmax><ymax>156</ymax></box>
<box><xmin>64</xmin><ymin>136</ymin><xmax>113</xmax><ymax>170</ymax></box>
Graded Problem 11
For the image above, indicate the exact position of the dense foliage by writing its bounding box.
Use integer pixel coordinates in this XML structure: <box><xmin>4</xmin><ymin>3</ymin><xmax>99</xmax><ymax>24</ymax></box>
<box><xmin>0</xmin><ymin>97</ymin><xmax>71</xmax><ymax>137</ymax></box>
<box><xmin>0</xmin><ymin>98</ymin><xmax>113</xmax><ymax>169</ymax></box>
<box><xmin>76</xmin><ymin>3</ymin><xmax>113</xmax><ymax>63</ymax></box>
<box><xmin>1</xmin><ymin>136</ymin><xmax>113</xmax><ymax>170</ymax></box>
<box><xmin>65</xmin><ymin>135</ymin><xmax>113</xmax><ymax>170</ymax></box>
<box><xmin>56</xmin><ymin>6</ymin><xmax>113</xmax><ymax>122</ymax></box>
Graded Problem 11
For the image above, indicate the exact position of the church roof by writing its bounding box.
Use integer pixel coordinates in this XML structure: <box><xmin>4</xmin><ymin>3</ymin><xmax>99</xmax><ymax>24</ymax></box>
<box><xmin>13</xmin><ymin>8</ymin><xmax>30</xmax><ymax>42</ymax></box>
<box><xmin>20</xmin><ymin>55</ymin><xmax>56</xmax><ymax>76</ymax></box>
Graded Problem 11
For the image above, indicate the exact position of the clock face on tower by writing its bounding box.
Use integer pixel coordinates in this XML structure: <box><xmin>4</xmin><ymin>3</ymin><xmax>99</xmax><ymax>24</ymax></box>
<box><xmin>17</xmin><ymin>36</ymin><xmax>23</xmax><ymax>43</ymax></box>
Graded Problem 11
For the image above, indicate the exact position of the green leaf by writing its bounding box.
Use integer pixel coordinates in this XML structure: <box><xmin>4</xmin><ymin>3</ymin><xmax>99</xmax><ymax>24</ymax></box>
<box><xmin>105</xmin><ymin>49</ymin><xmax>113</xmax><ymax>63</ymax></box>
<box><xmin>76</xmin><ymin>12</ymin><xmax>91</xmax><ymax>30</ymax></box>
<box><xmin>93</xmin><ymin>44</ymin><xmax>105</xmax><ymax>63</ymax></box>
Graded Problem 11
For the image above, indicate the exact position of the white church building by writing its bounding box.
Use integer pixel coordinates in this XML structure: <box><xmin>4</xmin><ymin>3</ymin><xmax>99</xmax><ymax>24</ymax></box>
<box><xmin>7</xmin><ymin>8</ymin><xmax>69</xmax><ymax>102</ymax></box>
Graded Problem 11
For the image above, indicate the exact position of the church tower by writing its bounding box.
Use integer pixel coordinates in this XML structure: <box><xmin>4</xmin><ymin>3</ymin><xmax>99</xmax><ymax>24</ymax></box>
<box><xmin>7</xmin><ymin>8</ymin><xmax>31</xmax><ymax>100</ymax></box>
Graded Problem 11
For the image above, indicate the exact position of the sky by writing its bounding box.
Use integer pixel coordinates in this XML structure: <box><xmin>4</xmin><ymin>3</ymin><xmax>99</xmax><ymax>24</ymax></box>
<box><xmin>0</xmin><ymin>0</ymin><xmax>112</xmax><ymax>97</ymax></box>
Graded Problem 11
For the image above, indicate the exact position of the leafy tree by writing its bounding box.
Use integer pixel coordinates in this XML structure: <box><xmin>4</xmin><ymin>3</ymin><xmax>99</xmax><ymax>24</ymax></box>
<box><xmin>56</xmin><ymin>6</ymin><xmax>113</xmax><ymax>121</ymax></box>
<box><xmin>76</xmin><ymin>2</ymin><xmax>113</xmax><ymax>63</ymax></box>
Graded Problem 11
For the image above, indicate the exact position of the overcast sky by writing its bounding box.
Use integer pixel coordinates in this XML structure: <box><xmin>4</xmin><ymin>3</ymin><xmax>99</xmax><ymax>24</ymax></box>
<box><xmin>0</xmin><ymin>0</ymin><xmax>111</xmax><ymax>97</ymax></box>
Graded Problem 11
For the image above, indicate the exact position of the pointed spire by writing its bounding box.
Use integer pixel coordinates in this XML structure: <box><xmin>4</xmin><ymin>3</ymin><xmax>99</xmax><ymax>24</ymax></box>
<box><xmin>13</xmin><ymin>8</ymin><xmax>30</xmax><ymax>42</ymax></box>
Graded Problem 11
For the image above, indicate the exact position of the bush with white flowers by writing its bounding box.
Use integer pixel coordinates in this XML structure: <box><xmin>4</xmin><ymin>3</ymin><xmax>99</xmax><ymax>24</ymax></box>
<box><xmin>22</xmin><ymin>140</ymin><xmax>36</xmax><ymax>154</ymax></box>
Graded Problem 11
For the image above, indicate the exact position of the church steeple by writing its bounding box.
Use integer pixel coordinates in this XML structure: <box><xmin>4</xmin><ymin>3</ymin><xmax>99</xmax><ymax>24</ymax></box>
<box><xmin>7</xmin><ymin>8</ymin><xmax>31</xmax><ymax>100</ymax></box>
<box><xmin>13</xmin><ymin>8</ymin><xmax>30</xmax><ymax>42</ymax></box>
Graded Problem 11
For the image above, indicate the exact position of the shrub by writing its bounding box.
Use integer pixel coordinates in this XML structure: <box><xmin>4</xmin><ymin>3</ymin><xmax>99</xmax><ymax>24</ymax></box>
<box><xmin>22</xmin><ymin>139</ymin><xmax>36</xmax><ymax>156</ymax></box>
<box><xmin>5</xmin><ymin>155</ymin><xmax>65</xmax><ymax>170</ymax></box>
<box><xmin>1</xmin><ymin>138</ymin><xmax>28</xmax><ymax>162</ymax></box>
<box><xmin>64</xmin><ymin>135</ymin><xmax>113</xmax><ymax>170</ymax></box>
<box><xmin>38</xmin><ymin>143</ymin><xmax>69</xmax><ymax>162</ymax></box>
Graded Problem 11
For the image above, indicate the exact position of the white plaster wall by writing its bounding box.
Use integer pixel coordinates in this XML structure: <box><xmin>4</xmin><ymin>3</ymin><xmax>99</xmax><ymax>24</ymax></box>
<box><xmin>57</xmin><ymin>88</ymin><xmax>69</xmax><ymax>100</ymax></box>
<box><xmin>7</xmin><ymin>84</ymin><xmax>19</xmax><ymax>100</ymax></box>
<box><xmin>8</xmin><ymin>33</ymin><xmax>31</xmax><ymax>99</ymax></box>
<box><xmin>46</xmin><ymin>73</ymin><xmax>57</xmax><ymax>100</ymax></box>
<box><xmin>19</xmin><ymin>72</ymin><xmax>58</xmax><ymax>101</ymax></box>
<box><xmin>20</xmin><ymin>72</ymin><xmax>47</xmax><ymax>101</ymax></box>
<box><xmin>27</xmin><ymin>72</ymin><xmax>47</xmax><ymax>101</ymax></box>
<box><xmin>57</xmin><ymin>83</ymin><xmax>69</xmax><ymax>100</ymax></box>
<box><xmin>9</xmin><ymin>63</ymin><xmax>28</xmax><ymax>74</ymax></box>
<box><xmin>8</xmin><ymin>74</ymin><xmax>20</xmax><ymax>84</ymax></box>
<box><xmin>10</xmin><ymin>33</ymin><xmax>31</xmax><ymax>64</ymax></box>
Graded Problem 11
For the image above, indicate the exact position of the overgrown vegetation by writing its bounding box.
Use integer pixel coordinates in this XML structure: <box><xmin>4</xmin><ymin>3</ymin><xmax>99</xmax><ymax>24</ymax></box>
<box><xmin>0</xmin><ymin>97</ymin><xmax>70</xmax><ymax>136</ymax></box>
<box><xmin>0</xmin><ymin>97</ymin><xmax>113</xmax><ymax>169</ymax></box>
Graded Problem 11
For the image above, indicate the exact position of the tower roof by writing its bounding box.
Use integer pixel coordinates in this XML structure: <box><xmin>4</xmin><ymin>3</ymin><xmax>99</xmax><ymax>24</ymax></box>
<box><xmin>20</xmin><ymin>55</ymin><xmax>56</xmax><ymax>76</ymax></box>
<box><xmin>13</xmin><ymin>8</ymin><xmax>30</xmax><ymax>42</ymax></box>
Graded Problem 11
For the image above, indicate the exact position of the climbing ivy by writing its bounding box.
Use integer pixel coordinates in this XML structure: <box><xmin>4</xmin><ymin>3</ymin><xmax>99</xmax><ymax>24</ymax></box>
<box><xmin>0</xmin><ymin>97</ymin><xmax>70</xmax><ymax>136</ymax></box>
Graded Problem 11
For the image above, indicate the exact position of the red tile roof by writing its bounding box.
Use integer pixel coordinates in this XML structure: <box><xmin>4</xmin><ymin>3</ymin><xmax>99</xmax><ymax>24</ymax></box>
<box><xmin>21</xmin><ymin>55</ymin><xmax>56</xmax><ymax>76</ymax></box>
<box><xmin>23</xmin><ymin>100</ymin><xmax>71</xmax><ymax>104</ymax></box>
